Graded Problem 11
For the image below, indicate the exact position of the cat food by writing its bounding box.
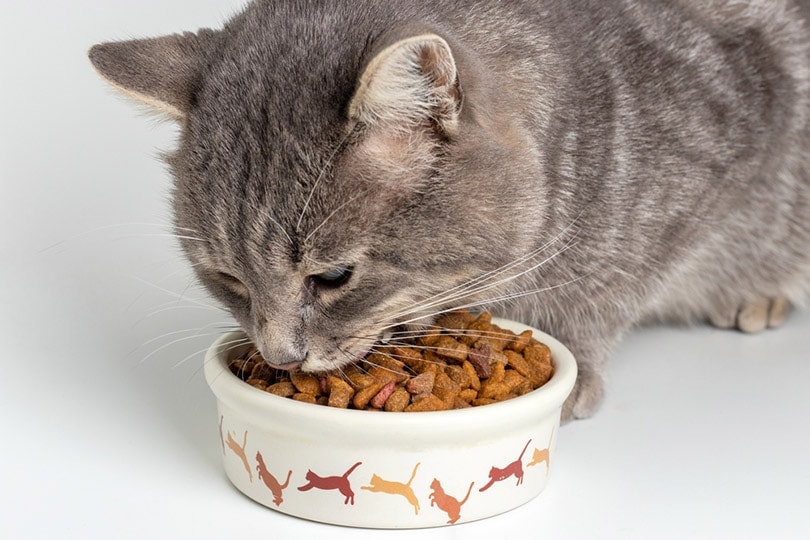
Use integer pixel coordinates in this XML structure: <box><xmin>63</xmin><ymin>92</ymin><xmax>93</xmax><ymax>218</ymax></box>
<box><xmin>228</xmin><ymin>310</ymin><xmax>554</xmax><ymax>411</ymax></box>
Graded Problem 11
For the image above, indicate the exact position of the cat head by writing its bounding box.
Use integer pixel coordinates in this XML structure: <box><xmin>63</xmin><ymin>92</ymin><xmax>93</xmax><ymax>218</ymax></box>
<box><xmin>89</xmin><ymin>2</ymin><xmax>546</xmax><ymax>372</ymax></box>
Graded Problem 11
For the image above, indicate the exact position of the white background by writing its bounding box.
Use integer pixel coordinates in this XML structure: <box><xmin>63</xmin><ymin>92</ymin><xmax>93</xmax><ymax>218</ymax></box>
<box><xmin>2</xmin><ymin>1</ymin><xmax>809</xmax><ymax>538</ymax></box>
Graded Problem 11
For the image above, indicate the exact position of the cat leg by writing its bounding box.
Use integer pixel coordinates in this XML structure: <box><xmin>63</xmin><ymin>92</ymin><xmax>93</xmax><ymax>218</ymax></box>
<box><xmin>708</xmin><ymin>297</ymin><xmax>792</xmax><ymax>333</ymax></box>
<box><xmin>561</xmin><ymin>362</ymin><xmax>605</xmax><ymax>423</ymax></box>
<box><xmin>557</xmin><ymin>329</ymin><xmax>614</xmax><ymax>422</ymax></box>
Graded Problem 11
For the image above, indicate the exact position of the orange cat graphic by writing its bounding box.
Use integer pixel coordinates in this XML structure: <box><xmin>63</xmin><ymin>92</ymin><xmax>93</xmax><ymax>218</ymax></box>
<box><xmin>429</xmin><ymin>478</ymin><xmax>474</xmax><ymax>525</ymax></box>
<box><xmin>225</xmin><ymin>430</ymin><xmax>253</xmax><ymax>483</ymax></box>
<box><xmin>255</xmin><ymin>451</ymin><xmax>292</xmax><ymax>507</ymax></box>
<box><xmin>298</xmin><ymin>462</ymin><xmax>363</xmax><ymax>505</ymax></box>
<box><xmin>361</xmin><ymin>462</ymin><xmax>421</xmax><ymax>515</ymax></box>
<box><xmin>479</xmin><ymin>439</ymin><xmax>531</xmax><ymax>492</ymax></box>
<box><xmin>527</xmin><ymin>429</ymin><xmax>554</xmax><ymax>472</ymax></box>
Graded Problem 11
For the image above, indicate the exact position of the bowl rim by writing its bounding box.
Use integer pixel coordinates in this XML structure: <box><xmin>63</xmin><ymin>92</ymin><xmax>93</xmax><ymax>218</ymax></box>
<box><xmin>204</xmin><ymin>318</ymin><xmax>577</xmax><ymax>438</ymax></box>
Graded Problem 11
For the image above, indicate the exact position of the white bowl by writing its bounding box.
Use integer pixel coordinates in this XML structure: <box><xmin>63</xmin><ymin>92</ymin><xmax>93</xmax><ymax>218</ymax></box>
<box><xmin>204</xmin><ymin>318</ymin><xmax>577</xmax><ymax>529</ymax></box>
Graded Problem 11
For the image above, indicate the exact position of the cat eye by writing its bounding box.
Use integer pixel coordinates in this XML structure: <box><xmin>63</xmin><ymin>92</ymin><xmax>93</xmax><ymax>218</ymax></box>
<box><xmin>309</xmin><ymin>266</ymin><xmax>353</xmax><ymax>289</ymax></box>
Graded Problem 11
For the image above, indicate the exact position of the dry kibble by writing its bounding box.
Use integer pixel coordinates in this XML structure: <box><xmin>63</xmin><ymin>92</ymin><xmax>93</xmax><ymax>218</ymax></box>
<box><xmin>292</xmin><ymin>393</ymin><xmax>318</xmax><ymax>404</ymax></box>
<box><xmin>405</xmin><ymin>371</ymin><xmax>435</xmax><ymax>395</ymax></box>
<box><xmin>467</xmin><ymin>342</ymin><xmax>493</xmax><ymax>379</ymax></box>
<box><xmin>433</xmin><ymin>335</ymin><xmax>469</xmax><ymax>363</ymax></box>
<box><xmin>384</xmin><ymin>387</ymin><xmax>411</xmax><ymax>412</ymax></box>
<box><xmin>405</xmin><ymin>394</ymin><xmax>446</xmax><ymax>412</ymax></box>
<box><xmin>290</xmin><ymin>371</ymin><xmax>321</xmax><ymax>395</ymax></box>
<box><xmin>246</xmin><ymin>378</ymin><xmax>268</xmax><ymax>391</ymax></box>
<box><xmin>326</xmin><ymin>375</ymin><xmax>354</xmax><ymax>409</ymax></box>
<box><xmin>227</xmin><ymin>309</ymin><xmax>555</xmax><ymax>411</ymax></box>
<box><xmin>509</xmin><ymin>330</ymin><xmax>533</xmax><ymax>353</ymax></box>
<box><xmin>353</xmin><ymin>381</ymin><xmax>384</xmax><ymax>409</ymax></box>
<box><xmin>265</xmin><ymin>381</ymin><xmax>296</xmax><ymax>398</ymax></box>
<box><xmin>370</xmin><ymin>381</ymin><xmax>397</xmax><ymax>409</ymax></box>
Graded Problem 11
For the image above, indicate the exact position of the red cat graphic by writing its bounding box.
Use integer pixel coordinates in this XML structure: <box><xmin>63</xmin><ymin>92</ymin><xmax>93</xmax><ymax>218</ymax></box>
<box><xmin>479</xmin><ymin>439</ymin><xmax>531</xmax><ymax>492</ymax></box>
<box><xmin>297</xmin><ymin>462</ymin><xmax>363</xmax><ymax>505</ymax></box>
<box><xmin>255</xmin><ymin>451</ymin><xmax>292</xmax><ymax>507</ymax></box>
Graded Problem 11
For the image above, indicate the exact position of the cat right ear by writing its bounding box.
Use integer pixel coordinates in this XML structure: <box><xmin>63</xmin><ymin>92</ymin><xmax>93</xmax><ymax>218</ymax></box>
<box><xmin>348</xmin><ymin>33</ymin><xmax>463</xmax><ymax>138</ymax></box>
<box><xmin>88</xmin><ymin>30</ymin><xmax>214</xmax><ymax>120</ymax></box>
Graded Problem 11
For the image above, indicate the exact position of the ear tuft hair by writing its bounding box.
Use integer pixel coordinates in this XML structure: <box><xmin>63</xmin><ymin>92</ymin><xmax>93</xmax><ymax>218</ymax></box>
<box><xmin>348</xmin><ymin>34</ymin><xmax>463</xmax><ymax>137</ymax></box>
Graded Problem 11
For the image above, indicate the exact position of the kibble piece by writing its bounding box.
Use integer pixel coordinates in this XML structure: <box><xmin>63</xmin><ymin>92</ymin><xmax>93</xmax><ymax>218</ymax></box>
<box><xmin>433</xmin><ymin>335</ymin><xmax>469</xmax><ymax>363</ymax></box>
<box><xmin>504</xmin><ymin>350</ymin><xmax>532</xmax><ymax>379</ymax></box>
<box><xmin>326</xmin><ymin>375</ymin><xmax>355</xmax><ymax>409</ymax></box>
<box><xmin>478</xmin><ymin>379</ymin><xmax>511</xmax><ymax>400</ymax></box>
<box><xmin>353</xmin><ymin>381</ymin><xmax>384</xmax><ymax>410</ymax></box>
<box><xmin>503</xmin><ymin>369</ymin><xmax>532</xmax><ymax>395</ymax></box>
<box><xmin>467</xmin><ymin>342</ymin><xmax>493</xmax><ymax>379</ymax></box>
<box><xmin>461</xmin><ymin>361</ymin><xmax>482</xmax><ymax>391</ymax></box>
<box><xmin>508</xmin><ymin>330</ymin><xmax>533</xmax><ymax>353</ymax></box>
<box><xmin>250</xmin><ymin>362</ymin><xmax>275</xmax><ymax>381</ymax></box>
<box><xmin>368</xmin><ymin>365</ymin><xmax>400</xmax><ymax>386</ymax></box>
<box><xmin>444</xmin><ymin>364</ymin><xmax>472</xmax><ymax>389</ymax></box>
<box><xmin>435</xmin><ymin>310</ymin><xmax>474</xmax><ymax>331</ymax></box>
<box><xmin>290</xmin><ymin>371</ymin><xmax>322</xmax><ymax>395</ymax></box>
<box><xmin>405</xmin><ymin>371</ymin><xmax>435</xmax><ymax>395</ymax></box>
<box><xmin>489</xmin><ymin>361</ymin><xmax>506</xmax><ymax>384</ymax></box>
<box><xmin>347</xmin><ymin>371</ymin><xmax>376</xmax><ymax>390</ymax></box>
<box><xmin>384</xmin><ymin>387</ymin><xmax>411</xmax><ymax>412</ymax></box>
<box><xmin>246</xmin><ymin>378</ymin><xmax>269</xmax><ymax>391</ymax></box>
<box><xmin>418</xmin><ymin>326</ymin><xmax>443</xmax><ymax>347</ymax></box>
<box><xmin>292</xmin><ymin>393</ymin><xmax>318</xmax><ymax>404</ymax></box>
<box><xmin>265</xmin><ymin>381</ymin><xmax>296</xmax><ymax>398</ymax></box>
<box><xmin>366</xmin><ymin>354</ymin><xmax>410</xmax><ymax>384</ymax></box>
<box><xmin>524</xmin><ymin>342</ymin><xmax>552</xmax><ymax>366</ymax></box>
<box><xmin>404</xmin><ymin>394</ymin><xmax>446</xmax><ymax>412</ymax></box>
<box><xmin>458</xmin><ymin>388</ymin><xmax>479</xmax><ymax>403</ymax></box>
<box><xmin>432</xmin><ymin>371</ymin><xmax>461</xmax><ymax>409</ymax></box>
<box><xmin>370</xmin><ymin>381</ymin><xmax>397</xmax><ymax>409</ymax></box>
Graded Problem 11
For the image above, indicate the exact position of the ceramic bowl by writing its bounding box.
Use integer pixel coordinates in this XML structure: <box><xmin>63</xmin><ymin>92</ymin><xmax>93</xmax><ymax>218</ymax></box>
<box><xmin>204</xmin><ymin>318</ymin><xmax>577</xmax><ymax>529</ymax></box>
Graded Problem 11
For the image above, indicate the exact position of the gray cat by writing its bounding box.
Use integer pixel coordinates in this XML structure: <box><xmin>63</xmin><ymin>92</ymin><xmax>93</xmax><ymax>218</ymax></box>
<box><xmin>89</xmin><ymin>0</ymin><xmax>810</xmax><ymax>421</ymax></box>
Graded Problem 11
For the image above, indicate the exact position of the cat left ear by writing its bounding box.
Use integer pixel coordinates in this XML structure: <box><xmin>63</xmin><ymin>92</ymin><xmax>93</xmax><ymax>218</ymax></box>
<box><xmin>88</xmin><ymin>30</ymin><xmax>215</xmax><ymax>120</ymax></box>
<box><xmin>348</xmin><ymin>33</ymin><xmax>463</xmax><ymax>137</ymax></box>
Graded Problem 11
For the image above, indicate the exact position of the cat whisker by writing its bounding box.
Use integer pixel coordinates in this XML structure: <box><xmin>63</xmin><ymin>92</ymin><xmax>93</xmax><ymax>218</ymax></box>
<box><xmin>128</xmin><ymin>275</ymin><xmax>227</xmax><ymax>312</ymax></box>
<box><xmin>37</xmin><ymin>221</ymin><xmax>202</xmax><ymax>253</ymax></box>
<box><xmin>139</xmin><ymin>329</ymin><xmax>236</xmax><ymax>365</ymax></box>
<box><xmin>129</xmin><ymin>322</ymin><xmax>239</xmax><ymax>359</ymax></box>
<box><xmin>377</xmin><ymin>221</ymin><xmax>581</xmax><ymax>326</ymax></box>
<box><xmin>375</xmin><ymin>236</ymin><xmax>580</xmax><ymax>331</ymax></box>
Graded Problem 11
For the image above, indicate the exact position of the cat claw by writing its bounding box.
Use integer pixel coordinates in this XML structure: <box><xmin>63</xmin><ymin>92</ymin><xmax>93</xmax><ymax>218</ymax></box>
<box><xmin>708</xmin><ymin>297</ymin><xmax>791</xmax><ymax>333</ymax></box>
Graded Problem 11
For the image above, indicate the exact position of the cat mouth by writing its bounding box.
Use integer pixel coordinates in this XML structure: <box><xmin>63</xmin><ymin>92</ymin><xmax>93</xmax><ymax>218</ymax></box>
<box><xmin>266</xmin><ymin>359</ymin><xmax>304</xmax><ymax>371</ymax></box>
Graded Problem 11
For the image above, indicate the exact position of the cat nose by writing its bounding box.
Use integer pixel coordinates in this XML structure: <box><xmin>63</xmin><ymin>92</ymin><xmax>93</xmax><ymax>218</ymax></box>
<box><xmin>260</xmin><ymin>344</ymin><xmax>306</xmax><ymax>371</ymax></box>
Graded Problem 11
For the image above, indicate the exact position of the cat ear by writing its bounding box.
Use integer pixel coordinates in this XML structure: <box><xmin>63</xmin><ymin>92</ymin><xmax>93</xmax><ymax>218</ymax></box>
<box><xmin>88</xmin><ymin>31</ymin><xmax>213</xmax><ymax>120</ymax></box>
<box><xmin>348</xmin><ymin>33</ymin><xmax>463</xmax><ymax>137</ymax></box>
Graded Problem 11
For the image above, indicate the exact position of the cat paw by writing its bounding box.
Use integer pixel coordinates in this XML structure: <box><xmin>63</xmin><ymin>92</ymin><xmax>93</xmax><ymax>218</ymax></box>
<box><xmin>708</xmin><ymin>297</ymin><xmax>791</xmax><ymax>333</ymax></box>
<box><xmin>561</xmin><ymin>368</ymin><xmax>604</xmax><ymax>423</ymax></box>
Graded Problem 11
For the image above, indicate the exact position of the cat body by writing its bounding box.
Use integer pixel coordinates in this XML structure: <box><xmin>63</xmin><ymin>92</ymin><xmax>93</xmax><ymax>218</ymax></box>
<box><xmin>361</xmin><ymin>462</ymin><xmax>421</xmax><ymax>514</ymax></box>
<box><xmin>90</xmin><ymin>0</ymin><xmax>810</xmax><ymax>420</ymax></box>
<box><xmin>297</xmin><ymin>461</ymin><xmax>362</xmax><ymax>505</ymax></box>
<box><xmin>428</xmin><ymin>478</ymin><xmax>474</xmax><ymax>525</ymax></box>
<box><xmin>255</xmin><ymin>451</ymin><xmax>292</xmax><ymax>506</ymax></box>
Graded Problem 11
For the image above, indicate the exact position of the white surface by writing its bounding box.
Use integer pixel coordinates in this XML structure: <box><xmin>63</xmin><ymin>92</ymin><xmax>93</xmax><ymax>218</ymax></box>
<box><xmin>1</xmin><ymin>2</ymin><xmax>809</xmax><ymax>539</ymax></box>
